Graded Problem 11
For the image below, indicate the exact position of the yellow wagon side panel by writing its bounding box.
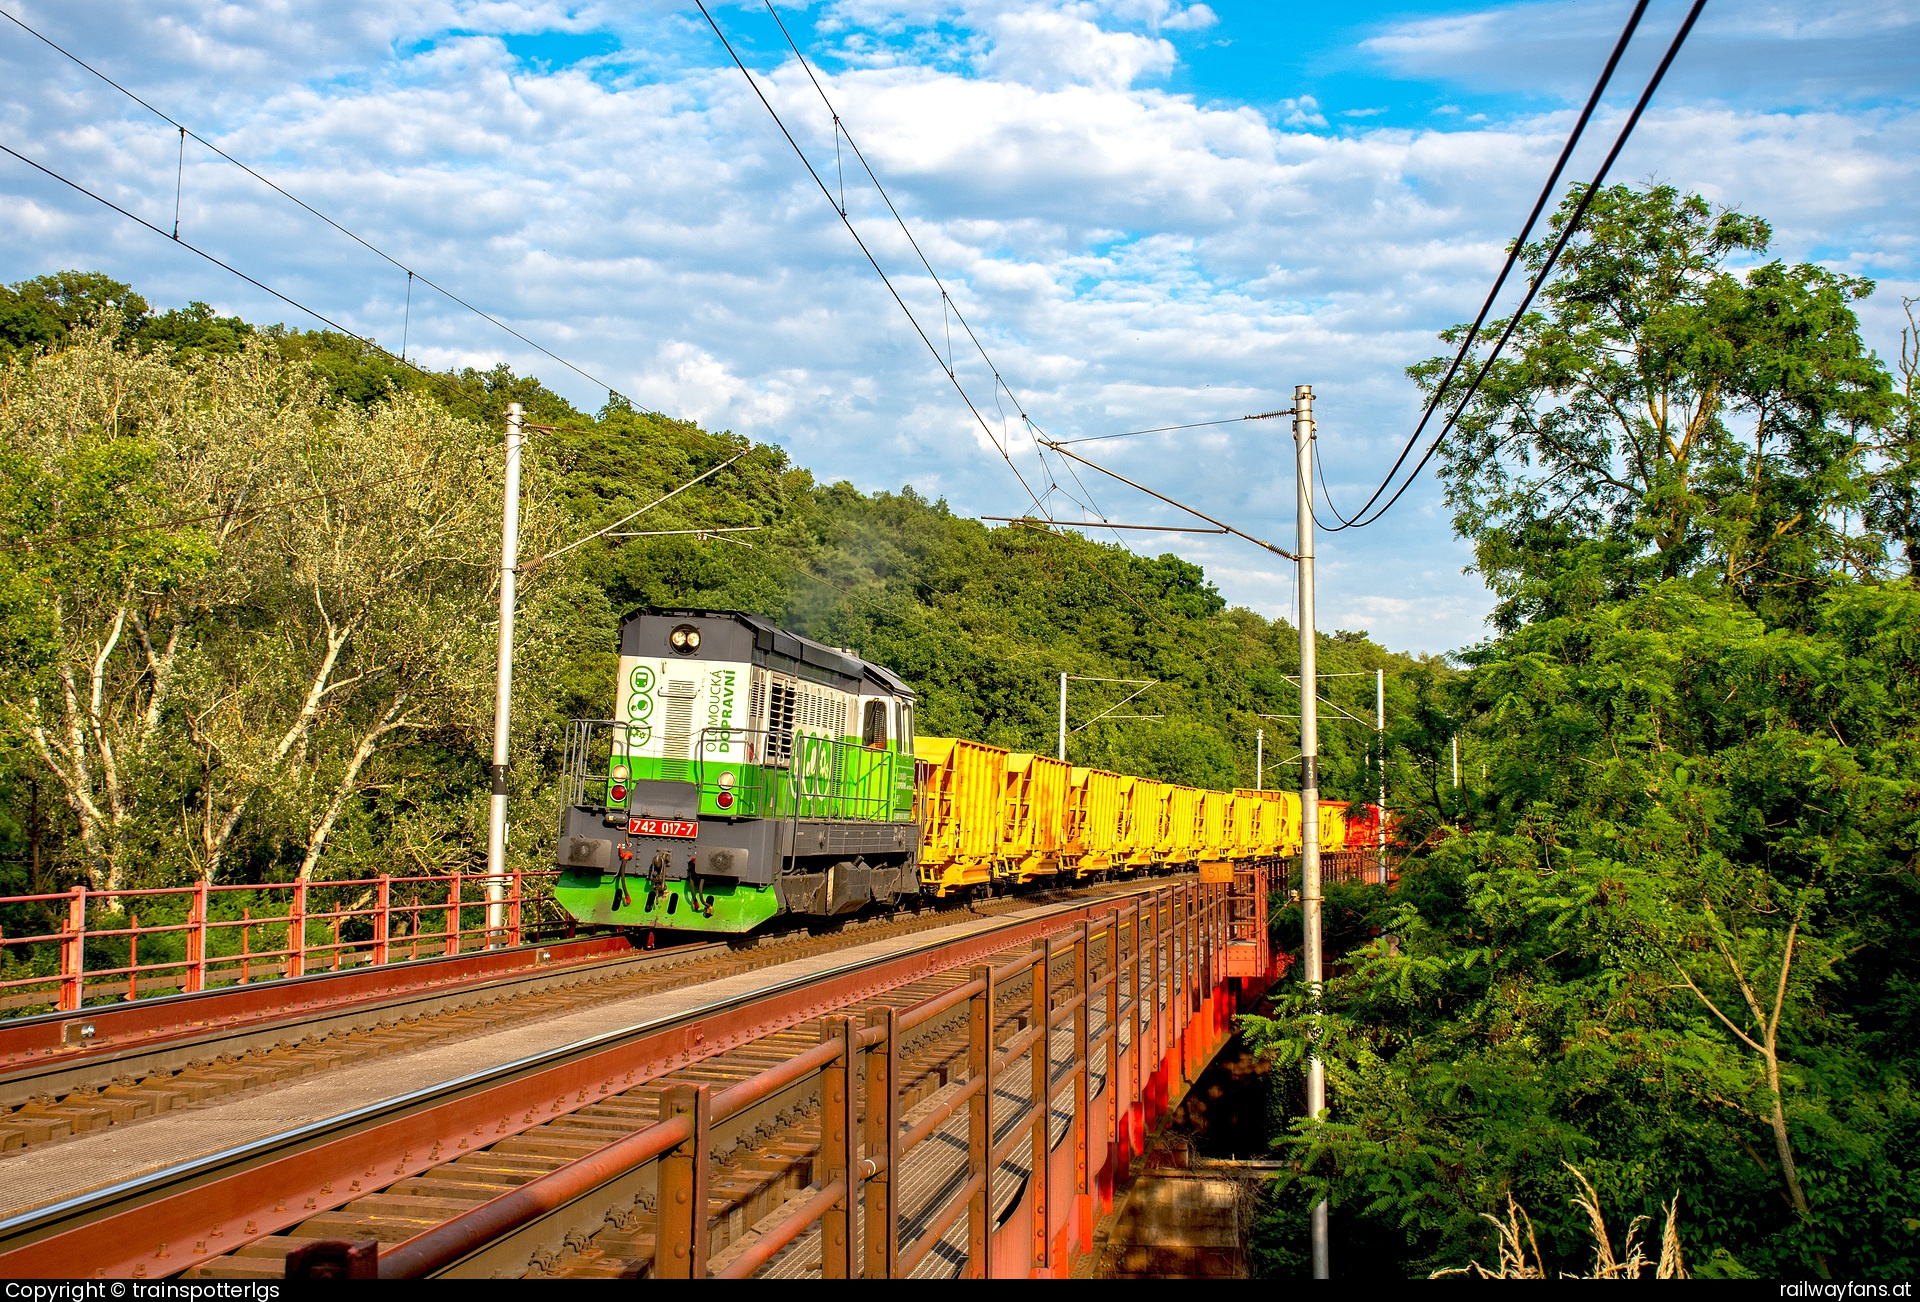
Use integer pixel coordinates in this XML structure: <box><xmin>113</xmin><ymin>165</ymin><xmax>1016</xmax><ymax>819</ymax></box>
<box><xmin>1318</xmin><ymin>800</ymin><xmax>1349</xmax><ymax>853</ymax></box>
<box><xmin>1165</xmin><ymin>787</ymin><xmax>1200</xmax><ymax>864</ymax></box>
<box><xmin>1065</xmin><ymin>767</ymin><xmax>1123</xmax><ymax>877</ymax></box>
<box><xmin>1003</xmin><ymin>752</ymin><xmax>1071</xmax><ymax>883</ymax></box>
<box><xmin>1198</xmin><ymin>789</ymin><xmax>1229</xmax><ymax>862</ymax></box>
<box><xmin>1226</xmin><ymin>791</ymin><xmax>1258</xmax><ymax>858</ymax></box>
<box><xmin>915</xmin><ymin>735</ymin><xmax>1008</xmax><ymax>896</ymax></box>
<box><xmin>1124</xmin><ymin>779</ymin><xmax>1168</xmax><ymax>867</ymax></box>
<box><xmin>1276</xmin><ymin>791</ymin><xmax>1303</xmax><ymax>857</ymax></box>
<box><xmin>1114</xmin><ymin>776</ymin><xmax>1139</xmax><ymax>867</ymax></box>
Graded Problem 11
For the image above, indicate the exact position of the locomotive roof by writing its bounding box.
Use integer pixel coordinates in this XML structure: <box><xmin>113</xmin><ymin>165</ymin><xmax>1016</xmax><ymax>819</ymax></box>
<box><xmin>626</xmin><ymin>609</ymin><xmax>915</xmax><ymax>699</ymax></box>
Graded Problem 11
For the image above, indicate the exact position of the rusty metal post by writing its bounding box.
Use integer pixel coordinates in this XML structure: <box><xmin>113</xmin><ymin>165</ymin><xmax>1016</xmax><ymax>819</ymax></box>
<box><xmin>1187</xmin><ymin>880</ymin><xmax>1201</xmax><ymax>1012</ymax></box>
<box><xmin>1167</xmin><ymin>886</ymin><xmax>1183</xmax><ymax>1089</ymax></box>
<box><xmin>508</xmin><ymin>870</ymin><xmax>524</xmax><ymax>947</ymax></box>
<box><xmin>446</xmin><ymin>870</ymin><xmax>462</xmax><ymax>955</ymax></box>
<box><xmin>1028</xmin><ymin>939</ymin><xmax>1051</xmax><ymax>1271</ymax></box>
<box><xmin>967</xmin><ymin>963</ymin><xmax>995</xmax><ymax>1278</ymax></box>
<box><xmin>186</xmin><ymin>878</ymin><xmax>209</xmax><ymax>993</ymax></box>
<box><xmin>821</xmin><ymin>1016</ymin><xmax>858</xmax><ymax>1279</ymax></box>
<box><xmin>1149</xmin><ymin>888</ymin><xmax>1162</xmax><ymax>1074</ymax></box>
<box><xmin>373</xmin><ymin>875</ymin><xmax>391</xmax><ymax>967</ymax></box>
<box><xmin>1128</xmin><ymin>900</ymin><xmax>1143</xmax><ymax>1141</ymax></box>
<box><xmin>59</xmin><ymin>887</ymin><xmax>85</xmax><ymax>1012</ymax></box>
<box><xmin>655</xmin><ymin>1083</ymin><xmax>711</xmax><ymax>1278</ymax></box>
<box><xmin>288</xmin><ymin>880</ymin><xmax>307</xmax><ymax>979</ymax></box>
<box><xmin>128</xmin><ymin>913</ymin><xmax>140</xmax><ymax>1002</ymax></box>
<box><xmin>1104</xmin><ymin>908</ymin><xmax>1121</xmax><ymax>1193</ymax></box>
<box><xmin>1073</xmin><ymin>922</ymin><xmax>1090</xmax><ymax>1206</ymax></box>
<box><xmin>864</xmin><ymin>1005</ymin><xmax>898</xmax><ymax>1279</ymax></box>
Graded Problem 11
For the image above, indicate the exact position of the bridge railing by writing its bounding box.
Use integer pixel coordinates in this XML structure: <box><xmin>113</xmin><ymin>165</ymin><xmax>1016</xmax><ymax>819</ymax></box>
<box><xmin>0</xmin><ymin>870</ymin><xmax>567</xmax><ymax>1016</ymax></box>
<box><xmin>379</xmin><ymin>878</ymin><xmax>1239</xmax><ymax>1279</ymax></box>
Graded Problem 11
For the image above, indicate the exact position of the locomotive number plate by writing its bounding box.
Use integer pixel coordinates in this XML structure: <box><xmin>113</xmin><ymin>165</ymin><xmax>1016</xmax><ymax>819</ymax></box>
<box><xmin>628</xmin><ymin>818</ymin><xmax>698</xmax><ymax>839</ymax></box>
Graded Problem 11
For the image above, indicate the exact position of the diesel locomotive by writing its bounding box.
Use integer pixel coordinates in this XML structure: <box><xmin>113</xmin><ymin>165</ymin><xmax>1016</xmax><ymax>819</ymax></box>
<box><xmin>553</xmin><ymin>609</ymin><xmax>921</xmax><ymax>933</ymax></box>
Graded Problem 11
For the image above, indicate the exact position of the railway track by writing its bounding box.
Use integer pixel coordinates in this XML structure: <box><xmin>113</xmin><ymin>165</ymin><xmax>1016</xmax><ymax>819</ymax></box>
<box><xmin>0</xmin><ymin>875</ymin><xmax>1228</xmax><ymax>1279</ymax></box>
<box><xmin>0</xmin><ymin>881</ymin><xmax>1144</xmax><ymax>1163</ymax></box>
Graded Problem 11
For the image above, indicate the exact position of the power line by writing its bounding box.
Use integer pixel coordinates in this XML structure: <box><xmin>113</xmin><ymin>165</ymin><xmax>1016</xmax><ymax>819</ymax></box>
<box><xmin>0</xmin><ymin>5</ymin><xmax>622</xmax><ymax>401</ymax></box>
<box><xmin>1325</xmin><ymin>0</ymin><xmax>1708</xmax><ymax>532</ymax></box>
<box><xmin>0</xmin><ymin>139</ymin><xmax>490</xmax><ymax>409</ymax></box>
<box><xmin>699</xmin><ymin>4</ymin><xmax>1258</xmax><ymax>676</ymax></box>
<box><xmin>692</xmin><ymin>1</ymin><xmax>1046</xmax><ymax>512</ymax></box>
<box><xmin>1051</xmin><ymin>410</ymin><xmax>1292</xmax><ymax>446</ymax></box>
<box><xmin>1311</xmin><ymin>0</ymin><xmax>1660</xmax><ymax>532</ymax></box>
<box><xmin>985</xmin><ymin>517</ymin><xmax>1227</xmax><ymax>534</ymax></box>
<box><xmin>751</xmin><ymin>0</ymin><xmax>1188</xmax><ymax>556</ymax></box>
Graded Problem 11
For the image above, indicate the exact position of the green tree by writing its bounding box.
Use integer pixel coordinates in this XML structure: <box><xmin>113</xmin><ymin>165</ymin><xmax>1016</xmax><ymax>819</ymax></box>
<box><xmin>1426</xmin><ymin>184</ymin><xmax>1892</xmax><ymax>628</ymax></box>
<box><xmin>1247</xmin><ymin>185</ymin><xmax>1920</xmax><ymax>1280</ymax></box>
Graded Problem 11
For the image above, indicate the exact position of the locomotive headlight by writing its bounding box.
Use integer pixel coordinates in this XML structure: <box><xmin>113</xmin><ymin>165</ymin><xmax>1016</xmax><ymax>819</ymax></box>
<box><xmin>610</xmin><ymin>763</ymin><xmax>630</xmax><ymax>782</ymax></box>
<box><xmin>670</xmin><ymin>623</ymin><xmax>701</xmax><ymax>654</ymax></box>
<box><xmin>670</xmin><ymin>628</ymin><xmax>687</xmax><ymax>648</ymax></box>
<box><xmin>717</xmin><ymin>771</ymin><xmax>735</xmax><ymax>789</ymax></box>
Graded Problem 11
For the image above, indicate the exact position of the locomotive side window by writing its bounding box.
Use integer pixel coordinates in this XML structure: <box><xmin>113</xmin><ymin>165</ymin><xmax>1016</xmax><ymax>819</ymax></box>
<box><xmin>901</xmin><ymin>701</ymin><xmax>914</xmax><ymax>754</ymax></box>
<box><xmin>862</xmin><ymin>699</ymin><xmax>889</xmax><ymax>748</ymax></box>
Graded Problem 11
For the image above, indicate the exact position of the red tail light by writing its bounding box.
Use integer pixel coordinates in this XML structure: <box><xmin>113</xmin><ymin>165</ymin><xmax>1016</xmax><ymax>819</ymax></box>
<box><xmin>610</xmin><ymin>784</ymin><xmax>627</xmax><ymax>802</ymax></box>
<box><xmin>716</xmin><ymin>791</ymin><xmax>734</xmax><ymax>810</ymax></box>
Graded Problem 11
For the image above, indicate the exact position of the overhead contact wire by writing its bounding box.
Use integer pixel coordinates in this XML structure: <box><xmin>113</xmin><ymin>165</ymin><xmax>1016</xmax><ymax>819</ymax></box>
<box><xmin>0</xmin><ymin>6</ymin><xmax>621</xmax><ymax>401</ymax></box>
<box><xmin>1316</xmin><ymin>0</ymin><xmax>1652</xmax><ymax>531</ymax></box>
<box><xmin>1325</xmin><ymin>0</ymin><xmax>1709</xmax><ymax>532</ymax></box>
<box><xmin>691</xmin><ymin>2</ymin><xmax>1047</xmax><ymax>510</ymax></box>
<box><xmin>707</xmin><ymin>4</ymin><xmax>1242</xmax><ymax>674</ymax></box>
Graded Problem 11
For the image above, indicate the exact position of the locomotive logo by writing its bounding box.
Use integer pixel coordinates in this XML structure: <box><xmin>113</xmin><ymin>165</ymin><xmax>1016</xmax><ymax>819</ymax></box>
<box><xmin>625</xmin><ymin>663</ymin><xmax>654</xmax><ymax>742</ymax></box>
<box><xmin>797</xmin><ymin>732</ymin><xmax>833</xmax><ymax>796</ymax></box>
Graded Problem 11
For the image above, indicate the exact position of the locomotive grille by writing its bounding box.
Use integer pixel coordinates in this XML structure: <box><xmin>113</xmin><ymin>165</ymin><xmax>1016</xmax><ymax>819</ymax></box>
<box><xmin>767</xmin><ymin>680</ymin><xmax>797</xmax><ymax>763</ymax></box>
<box><xmin>663</xmin><ymin>678</ymin><xmax>698</xmax><ymax>776</ymax></box>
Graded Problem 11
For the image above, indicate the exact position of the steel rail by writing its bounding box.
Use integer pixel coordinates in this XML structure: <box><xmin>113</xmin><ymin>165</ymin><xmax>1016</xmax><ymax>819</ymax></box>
<box><xmin>381</xmin><ymin>901</ymin><xmax>1150</xmax><ymax>1278</ymax></box>
<box><xmin>0</xmin><ymin>881</ymin><xmax>1175</xmax><ymax>1279</ymax></box>
<box><xmin>0</xmin><ymin>935</ymin><xmax>678</xmax><ymax>1110</ymax></box>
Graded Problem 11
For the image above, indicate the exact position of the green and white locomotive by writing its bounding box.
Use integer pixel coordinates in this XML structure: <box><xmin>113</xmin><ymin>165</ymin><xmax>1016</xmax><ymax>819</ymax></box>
<box><xmin>553</xmin><ymin>610</ymin><xmax>921</xmax><ymax>934</ymax></box>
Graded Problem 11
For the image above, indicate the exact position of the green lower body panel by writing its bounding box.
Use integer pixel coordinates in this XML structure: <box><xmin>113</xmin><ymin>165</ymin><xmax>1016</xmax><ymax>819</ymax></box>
<box><xmin>553</xmin><ymin>868</ymin><xmax>783</xmax><ymax>934</ymax></box>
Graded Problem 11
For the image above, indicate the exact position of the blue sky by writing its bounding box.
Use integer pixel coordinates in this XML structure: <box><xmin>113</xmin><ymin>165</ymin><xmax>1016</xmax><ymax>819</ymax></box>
<box><xmin>2</xmin><ymin>0</ymin><xmax>1916</xmax><ymax>652</ymax></box>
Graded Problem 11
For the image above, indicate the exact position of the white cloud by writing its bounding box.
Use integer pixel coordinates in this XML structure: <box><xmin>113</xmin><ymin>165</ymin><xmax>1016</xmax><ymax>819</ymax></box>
<box><xmin>1361</xmin><ymin>0</ymin><xmax>1920</xmax><ymax>105</ymax></box>
<box><xmin>976</xmin><ymin>7</ymin><xmax>1176</xmax><ymax>90</ymax></box>
<box><xmin>0</xmin><ymin>0</ymin><xmax>1914</xmax><ymax>655</ymax></box>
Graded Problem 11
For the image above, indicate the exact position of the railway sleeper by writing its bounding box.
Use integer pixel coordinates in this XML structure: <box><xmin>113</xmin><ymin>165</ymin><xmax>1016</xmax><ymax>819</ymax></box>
<box><xmin>185</xmin><ymin>908</ymin><xmax>1130</xmax><ymax>1281</ymax></box>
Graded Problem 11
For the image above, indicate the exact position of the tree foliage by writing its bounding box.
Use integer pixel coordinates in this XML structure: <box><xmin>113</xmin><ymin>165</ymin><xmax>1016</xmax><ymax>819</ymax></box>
<box><xmin>1247</xmin><ymin>183</ymin><xmax>1919</xmax><ymax>1280</ymax></box>
<box><xmin>0</xmin><ymin>271</ymin><xmax>1416</xmax><ymax>907</ymax></box>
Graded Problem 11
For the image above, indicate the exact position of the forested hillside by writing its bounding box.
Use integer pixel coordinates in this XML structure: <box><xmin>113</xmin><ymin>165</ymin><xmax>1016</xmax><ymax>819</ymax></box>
<box><xmin>0</xmin><ymin>270</ymin><xmax>1421</xmax><ymax>897</ymax></box>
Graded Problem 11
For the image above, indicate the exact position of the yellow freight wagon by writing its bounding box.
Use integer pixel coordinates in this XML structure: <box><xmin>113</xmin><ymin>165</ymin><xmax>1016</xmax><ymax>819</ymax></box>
<box><xmin>1318</xmin><ymin>800</ymin><xmax>1349</xmax><ymax>853</ymax></box>
<box><xmin>1197</xmin><ymin>789</ymin><xmax>1231</xmax><ymax>865</ymax></box>
<box><xmin>1273</xmin><ymin>790</ymin><xmax>1304</xmax><ymax>857</ymax></box>
<box><xmin>1164</xmin><ymin>786</ymin><xmax>1200</xmax><ymax>866</ymax></box>
<box><xmin>915</xmin><ymin>736</ymin><xmax>1008</xmax><ymax>897</ymax></box>
<box><xmin>1002</xmin><ymin>752</ymin><xmax>1071</xmax><ymax>883</ymax></box>
<box><xmin>1064</xmin><ymin>767</ymin><xmax>1123</xmax><ymax>878</ymax></box>
<box><xmin>1122</xmin><ymin>778</ymin><xmax>1169</xmax><ymax>870</ymax></box>
<box><xmin>1230</xmin><ymin>790</ymin><xmax>1265</xmax><ymax>857</ymax></box>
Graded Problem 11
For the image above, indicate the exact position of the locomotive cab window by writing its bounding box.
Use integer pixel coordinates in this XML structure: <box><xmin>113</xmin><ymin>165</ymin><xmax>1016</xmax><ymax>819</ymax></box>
<box><xmin>862</xmin><ymin>699</ymin><xmax>889</xmax><ymax>748</ymax></box>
